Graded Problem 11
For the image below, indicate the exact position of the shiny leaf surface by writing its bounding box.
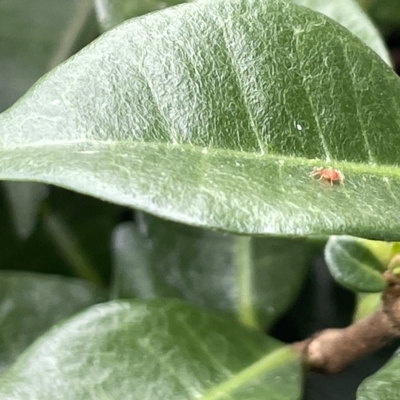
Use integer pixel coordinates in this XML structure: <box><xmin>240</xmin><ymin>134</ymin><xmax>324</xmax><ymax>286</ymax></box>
<box><xmin>112</xmin><ymin>213</ymin><xmax>312</xmax><ymax>329</ymax></box>
<box><xmin>1</xmin><ymin>0</ymin><xmax>400</xmax><ymax>237</ymax></box>
<box><xmin>0</xmin><ymin>272</ymin><xmax>105</xmax><ymax>374</ymax></box>
<box><xmin>0</xmin><ymin>299</ymin><xmax>302</xmax><ymax>399</ymax></box>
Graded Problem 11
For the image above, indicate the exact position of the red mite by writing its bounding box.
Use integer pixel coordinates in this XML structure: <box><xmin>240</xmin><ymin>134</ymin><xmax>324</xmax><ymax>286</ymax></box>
<box><xmin>309</xmin><ymin>167</ymin><xmax>344</xmax><ymax>186</ymax></box>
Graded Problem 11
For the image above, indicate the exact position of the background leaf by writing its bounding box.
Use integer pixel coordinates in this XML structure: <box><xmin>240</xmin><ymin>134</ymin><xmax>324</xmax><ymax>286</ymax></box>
<box><xmin>94</xmin><ymin>0</ymin><xmax>189</xmax><ymax>31</ymax></box>
<box><xmin>324</xmin><ymin>236</ymin><xmax>387</xmax><ymax>292</ymax></box>
<box><xmin>0</xmin><ymin>299</ymin><xmax>302</xmax><ymax>400</ymax></box>
<box><xmin>1</xmin><ymin>0</ymin><xmax>400</xmax><ymax>237</ymax></box>
<box><xmin>2</xmin><ymin>182</ymin><xmax>48</xmax><ymax>239</ymax></box>
<box><xmin>0</xmin><ymin>271</ymin><xmax>106</xmax><ymax>374</ymax></box>
<box><xmin>112</xmin><ymin>212</ymin><xmax>312</xmax><ymax>330</ymax></box>
<box><xmin>354</xmin><ymin>292</ymin><xmax>381</xmax><ymax>321</ymax></box>
<box><xmin>0</xmin><ymin>0</ymin><xmax>99</xmax><ymax>237</ymax></box>
<box><xmin>0</xmin><ymin>187</ymin><xmax>121</xmax><ymax>282</ymax></box>
<box><xmin>357</xmin><ymin>352</ymin><xmax>400</xmax><ymax>399</ymax></box>
<box><xmin>0</xmin><ymin>0</ymin><xmax>97</xmax><ymax>111</ymax></box>
<box><xmin>358</xmin><ymin>0</ymin><xmax>400</xmax><ymax>35</ymax></box>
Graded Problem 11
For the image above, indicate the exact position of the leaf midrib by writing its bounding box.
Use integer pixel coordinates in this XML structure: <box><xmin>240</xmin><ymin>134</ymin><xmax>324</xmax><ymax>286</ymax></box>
<box><xmin>198</xmin><ymin>347</ymin><xmax>297</xmax><ymax>400</ymax></box>
<box><xmin>2</xmin><ymin>139</ymin><xmax>400</xmax><ymax>180</ymax></box>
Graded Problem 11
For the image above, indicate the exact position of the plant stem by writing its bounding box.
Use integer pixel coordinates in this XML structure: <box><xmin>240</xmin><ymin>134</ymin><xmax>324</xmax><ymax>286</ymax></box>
<box><xmin>293</xmin><ymin>271</ymin><xmax>400</xmax><ymax>373</ymax></box>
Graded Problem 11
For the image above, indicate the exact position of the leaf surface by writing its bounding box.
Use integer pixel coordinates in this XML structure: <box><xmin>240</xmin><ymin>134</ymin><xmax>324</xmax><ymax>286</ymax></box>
<box><xmin>295</xmin><ymin>0</ymin><xmax>390</xmax><ymax>64</ymax></box>
<box><xmin>1</xmin><ymin>0</ymin><xmax>400</xmax><ymax>237</ymax></box>
<box><xmin>0</xmin><ymin>272</ymin><xmax>105</xmax><ymax>374</ymax></box>
<box><xmin>95</xmin><ymin>0</ymin><xmax>391</xmax><ymax>64</ymax></box>
<box><xmin>112</xmin><ymin>214</ymin><xmax>312</xmax><ymax>329</ymax></box>
<box><xmin>0</xmin><ymin>299</ymin><xmax>302</xmax><ymax>400</ymax></box>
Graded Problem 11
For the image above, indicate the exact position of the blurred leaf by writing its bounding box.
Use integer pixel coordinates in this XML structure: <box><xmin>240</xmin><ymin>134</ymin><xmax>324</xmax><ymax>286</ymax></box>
<box><xmin>94</xmin><ymin>0</ymin><xmax>189</xmax><ymax>31</ymax></box>
<box><xmin>358</xmin><ymin>0</ymin><xmax>400</xmax><ymax>35</ymax></box>
<box><xmin>325</xmin><ymin>236</ymin><xmax>387</xmax><ymax>292</ymax></box>
<box><xmin>354</xmin><ymin>292</ymin><xmax>381</xmax><ymax>321</ymax></box>
<box><xmin>95</xmin><ymin>0</ymin><xmax>391</xmax><ymax>65</ymax></box>
<box><xmin>357</xmin><ymin>352</ymin><xmax>400</xmax><ymax>399</ymax></box>
<box><xmin>0</xmin><ymin>271</ymin><xmax>106</xmax><ymax>374</ymax></box>
<box><xmin>0</xmin><ymin>187</ymin><xmax>121</xmax><ymax>282</ymax></box>
<box><xmin>0</xmin><ymin>0</ymin><xmax>99</xmax><ymax>237</ymax></box>
<box><xmin>0</xmin><ymin>299</ymin><xmax>302</xmax><ymax>399</ymax></box>
<box><xmin>2</xmin><ymin>182</ymin><xmax>48</xmax><ymax>239</ymax></box>
<box><xmin>1</xmin><ymin>0</ymin><xmax>400</xmax><ymax>237</ymax></box>
<box><xmin>112</xmin><ymin>213</ymin><xmax>312</xmax><ymax>330</ymax></box>
<box><xmin>42</xmin><ymin>210</ymin><xmax>103</xmax><ymax>286</ymax></box>
<box><xmin>0</xmin><ymin>0</ymin><xmax>97</xmax><ymax>111</ymax></box>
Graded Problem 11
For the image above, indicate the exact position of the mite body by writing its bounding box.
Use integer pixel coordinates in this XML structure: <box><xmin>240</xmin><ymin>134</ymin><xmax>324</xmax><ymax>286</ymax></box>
<box><xmin>309</xmin><ymin>167</ymin><xmax>344</xmax><ymax>186</ymax></box>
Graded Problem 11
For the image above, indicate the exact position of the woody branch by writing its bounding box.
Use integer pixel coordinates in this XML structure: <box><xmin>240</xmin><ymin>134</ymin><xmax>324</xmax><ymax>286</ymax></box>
<box><xmin>292</xmin><ymin>270</ymin><xmax>400</xmax><ymax>374</ymax></box>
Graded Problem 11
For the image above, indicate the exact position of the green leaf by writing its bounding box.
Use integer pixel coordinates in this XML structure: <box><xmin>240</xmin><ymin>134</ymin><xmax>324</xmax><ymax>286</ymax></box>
<box><xmin>95</xmin><ymin>0</ymin><xmax>391</xmax><ymax>65</ymax></box>
<box><xmin>357</xmin><ymin>353</ymin><xmax>400</xmax><ymax>399</ymax></box>
<box><xmin>1</xmin><ymin>0</ymin><xmax>400</xmax><ymax>237</ymax></box>
<box><xmin>295</xmin><ymin>0</ymin><xmax>391</xmax><ymax>64</ymax></box>
<box><xmin>112</xmin><ymin>213</ymin><xmax>312</xmax><ymax>330</ymax></box>
<box><xmin>2</xmin><ymin>182</ymin><xmax>48</xmax><ymax>239</ymax></box>
<box><xmin>0</xmin><ymin>299</ymin><xmax>302</xmax><ymax>399</ymax></box>
<box><xmin>0</xmin><ymin>271</ymin><xmax>106</xmax><ymax>374</ymax></box>
<box><xmin>324</xmin><ymin>236</ymin><xmax>387</xmax><ymax>292</ymax></box>
<box><xmin>354</xmin><ymin>292</ymin><xmax>381</xmax><ymax>321</ymax></box>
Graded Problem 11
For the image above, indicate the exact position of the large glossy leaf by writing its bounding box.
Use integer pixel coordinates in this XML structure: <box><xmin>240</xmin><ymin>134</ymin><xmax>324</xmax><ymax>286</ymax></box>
<box><xmin>0</xmin><ymin>299</ymin><xmax>302</xmax><ymax>399</ymax></box>
<box><xmin>0</xmin><ymin>271</ymin><xmax>106</xmax><ymax>374</ymax></box>
<box><xmin>1</xmin><ymin>0</ymin><xmax>400</xmax><ymax>237</ymax></box>
<box><xmin>357</xmin><ymin>353</ymin><xmax>400</xmax><ymax>399</ymax></box>
<box><xmin>95</xmin><ymin>0</ymin><xmax>391</xmax><ymax>64</ymax></box>
<box><xmin>112</xmin><ymin>213</ymin><xmax>312</xmax><ymax>330</ymax></box>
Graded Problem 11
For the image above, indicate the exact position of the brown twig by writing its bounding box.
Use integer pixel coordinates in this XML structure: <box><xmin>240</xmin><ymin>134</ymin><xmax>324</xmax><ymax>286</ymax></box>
<box><xmin>292</xmin><ymin>271</ymin><xmax>400</xmax><ymax>374</ymax></box>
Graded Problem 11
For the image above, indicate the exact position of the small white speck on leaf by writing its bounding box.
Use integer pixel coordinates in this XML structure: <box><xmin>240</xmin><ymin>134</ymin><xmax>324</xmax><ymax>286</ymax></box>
<box><xmin>296</xmin><ymin>123</ymin><xmax>302</xmax><ymax>131</ymax></box>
